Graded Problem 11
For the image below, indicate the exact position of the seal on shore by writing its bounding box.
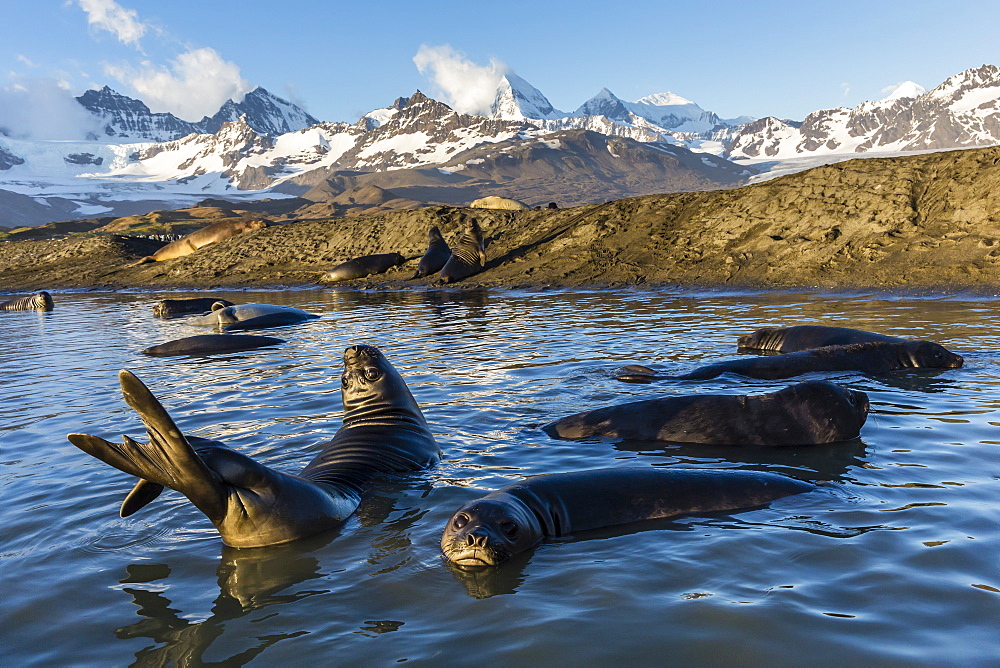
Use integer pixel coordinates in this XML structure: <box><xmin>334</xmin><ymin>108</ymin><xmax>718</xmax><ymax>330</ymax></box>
<box><xmin>68</xmin><ymin>345</ymin><xmax>440</xmax><ymax>548</ymax></box>
<box><xmin>132</xmin><ymin>219</ymin><xmax>269</xmax><ymax>265</ymax></box>
<box><xmin>617</xmin><ymin>340</ymin><xmax>964</xmax><ymax>382</ymax></box>
<box><xmin>412</xmin><ymin>227</ymin><xmax>452</xmax><ymax>278</ymax></box>
<box><xmin>544</xmin><ymin>380</ymin><xmax>869</xmax><ymax>446</ymax></box>
<box><xmin>439</xmin><ymin>217</ymin><xmax>486</xmax><ymax>284</ymax></box>
<box><xmin>188</xmin><ymin>302</ymin><xmax>319</xmax><ymax>330</ymax></box>
<box><xmin>141</xmin><ymin>334</ymin><xmax>284</xmax><ymax>356</ymax></box>
<box><xmin>1</xmin><ymin>291</ymin><xmax>54</xmax><ymax>311</ymax></box>
<box><xmin>320</xmin><ymin>252</ymin><xmax>406</xmax><ymax>282</ymax></box>
<box><xmin>441</xmin><ymin>468</ymin><xmax>813</xmax><ymax>566</ymax></box>
<box><xmin>738</xmin><ymin>325</ymin><xmax>905</xmax><ymax>353</ymax></box>
<box><xmin>152</xmin><ymin>298</ymin><xmax>235</xmax><ymax>318</ymax></box>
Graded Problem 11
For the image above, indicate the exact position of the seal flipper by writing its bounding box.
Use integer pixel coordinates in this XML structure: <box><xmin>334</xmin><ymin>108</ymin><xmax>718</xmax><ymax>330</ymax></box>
<box><xmin>67</xmin><ymin>370</ymin><xmax>227</xmax><ymax>522</ymax></box>
<box><xmin>121</xmin><ymin>478</ymin><xmax>163</xmax><ymax>518</ymax></box>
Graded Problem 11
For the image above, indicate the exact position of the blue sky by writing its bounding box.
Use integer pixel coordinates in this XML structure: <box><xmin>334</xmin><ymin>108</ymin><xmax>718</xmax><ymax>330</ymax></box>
<box><xmin>2</xmin><ymin>0</ymin><xmax>998</xmax><ymax>132</ymax></box>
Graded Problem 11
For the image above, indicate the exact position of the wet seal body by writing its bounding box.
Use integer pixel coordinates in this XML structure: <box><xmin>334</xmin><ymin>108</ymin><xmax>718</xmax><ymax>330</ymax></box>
<box><xmin>441</xmin><ymin>468</ymin><xmax>813</xmax><ymax>566</ymax></box>
<box><xmin>738</xmin><ymin>325</ymin><xmax>905</xmax><ymax>353</ymax></box>
<box><xmin>321</xmin><ymin>253</ymin><xmax>405</xmax><ymax>282</ymax></box>
<box><xmin>153</xmin><ymin>298</ymin><xmax>234</xmax><ymax>318</ymax></box>
<box><xmin>412</xmin><ymin>227</ymin><xmax>451</xmax><ymax>278</ymax></box>
<box><xmin>439</xmin><ymin>217</ymin><xmax>486</xmax><ymax>284</ymax></box>
<box><xmin>189</xmin><ymin>302</ymin><xmax>319</xmax><ymax>330</ymax></box>
<box><xmin>544</xmin><ymin>380</ymin><xmax>869</xmax><ymax>446</ymax></box>
<box><xmin>133</xmin><ymin>219</ymin><xmax>269</xmax><ymax>264</ymax></box>
<box><xmin>618</xmin><ymin>341</ymin><xmax>964</xmax><ymax>383</ymax></box>
<box><xmin>0</xmin><ymin>291</ymin><xmax>53</xmax><ymax>311</ymax></box>
<box><xmin>142</xmin><ymin>334</ymin><xmax>284</xmax><ymax>356</ymax></box>
<box><xmin>68</xmin><ymin>345</ymin><xmax>440</xmax><ymax>548</ymax></box>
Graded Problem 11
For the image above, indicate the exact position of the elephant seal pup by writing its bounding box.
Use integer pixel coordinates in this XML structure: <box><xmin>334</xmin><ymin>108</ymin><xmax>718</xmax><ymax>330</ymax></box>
<box><xmin>142</xmin><ymin>334</ymin><xmax>284</xmax><ymax>356</ymax></box>
<box><xmin>153</xmin><ymin>298</ymin><xmax>234</xmax><ymax>318</ymax></box>
<box><xmin>618</xmin><ymin>341</ymin><xmax>964</xmax><ymax>383</ymax></box>
<box><xmin>738</xmin><ymin>325</ymin><xmax>905</xmax><ymax>353</ymax></box>
<box><xmin>68</xmin><ymin>345</ymin><xmax>440</xmax><ymax>548</ymax></box>
<box><xmin>1</xmin><ymin>291</ymin><xmax>54</xmax><ymax>311</ymax></box>
<box><xmin>188</xmin><ymin>302</ymin><xmax>319</xmax><ymax>330</ymax></box>
<box><xmin>321</xmin><ymin>252</ymin><xmax>406</xmax><ymax>282</ymax></box>
<box><xmin>441</xmin><ymin>468</ymin><xmax>813</xmax><ymax>567</ymax></box>
<box><xmin>132</xmin><ymin>219</ymin><xmax>269</xmax><ymax>265</ymax></box>
<box><xmin>412</xmin><ymin>227</ymin><xmax>451</xmax><ymax>278</ymax></box>
<box><xmin>544</xmin><ymin>381</ymin><xmax>869</xmax><ymax>446</ymax></box>
<box><xmin>439</xmin><ymin>217</ymin><xmax>486</xmax><ymax>284</ymax></box>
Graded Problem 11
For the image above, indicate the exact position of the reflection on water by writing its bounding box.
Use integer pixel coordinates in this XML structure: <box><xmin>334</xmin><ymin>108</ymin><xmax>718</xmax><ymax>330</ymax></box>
<box><xmin>1</xmin><ymin>287</ymin><xmax>998</xmax><ymax>664</ymax></box>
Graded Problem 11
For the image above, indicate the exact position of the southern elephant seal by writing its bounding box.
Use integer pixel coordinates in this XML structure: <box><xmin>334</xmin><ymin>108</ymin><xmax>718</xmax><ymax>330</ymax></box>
<box><xmin>68</xmin><ymin>345</ymin><xmax>440</xmax><ymax>548</ymax></box>
<box><xmin>153</xmin><ymin>298</ymin><xmax>235</xmax><ymax>318</ymax></box>
<box><xmin>141</xmin><ymin>334</ymin><xmax>284</xmax><ymax>356</ymax></box>
<box><xmin>1</xmin><ymin>291</ymin><xmax>53</xmax><ymax>311</ymax></box>
<box><xmin>439</xmin><ymin>217</ymin><xmax>486</xmax><ymax>284</ymax></box>
<box><xmin>321</xmin><ymin>252</ymin><xmax>406</xmax><ymax>282</ymax></box>
<box><xmin>544</xmin><ymin>381</ymin><xmax>869</xmax><ymax>446</ymax></box>
<box><xmin>132</xmin><ymin>219</ymin><xmax>269</xmax><ymax>264</ymax></box>
<box><xmin>441</xmin><ymin>468</ymin><xmax>813</xmax><ymax>567</ymax></box>
<box><xmin>738</xmin><ymin>325</ymin><xmax>905</xmax><ymax>353</ymax></box>
<box><xmin>412</xmin><ymin>227</ymin><xmax>452</xmax><ymax>278</ymax></box>
<box><xmin>617</xmin><ymin>341</ymin><xmax>964</xmax><ymax>383</ymax></box>
<box><xmin>188</xmin><ymin>302</ymin><xmax>319</xmax><ymax>330</ymax></box>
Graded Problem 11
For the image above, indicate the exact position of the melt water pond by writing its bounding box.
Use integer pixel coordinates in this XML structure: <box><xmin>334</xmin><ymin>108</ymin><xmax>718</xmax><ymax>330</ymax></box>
<box><xmin>1</xmin><ymin>287</ymin><xmax>997</xmax><ymax>665</ymax></box>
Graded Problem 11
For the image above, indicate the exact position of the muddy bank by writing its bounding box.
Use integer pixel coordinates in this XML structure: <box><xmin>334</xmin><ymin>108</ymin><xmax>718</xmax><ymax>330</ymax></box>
<box><xmin>1</xmin><ymin>147</ymin><xmax>998</xmax><ymax>293</ymax></box>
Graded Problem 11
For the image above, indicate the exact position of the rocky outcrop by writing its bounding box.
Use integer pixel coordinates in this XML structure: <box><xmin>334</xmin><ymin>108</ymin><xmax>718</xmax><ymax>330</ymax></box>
<box><xmin>1</xmin><ymin>146</ymin><xmax>996</xmax><ymax>292</ymax></box>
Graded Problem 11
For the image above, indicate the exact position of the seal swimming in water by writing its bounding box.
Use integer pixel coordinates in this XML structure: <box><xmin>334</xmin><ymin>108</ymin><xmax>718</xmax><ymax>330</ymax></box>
<box><xmin>1</xmin><ymin>291</ymin><xmax>53</xmax><ymax>311</ymax></box>
<box><xmin>68</xmin><ymin>344</ymin><xmax>440</xmax><ymax>548</ymax></box>
<box><xmin>441</xmin><ymin>468</ymin><xmax>813</xmax><ymax>567</ymax></box>
<box><xmin>439</xmin><ymin>217</ymin><xmax>486</xmax><ymax>284</ymax></box>
<box><xmin>738</xmin><ymin>325</ymin><xmax>905</xmax><ymax>353</ymax></box>
<box><xmin>616</xmin><ymin>340</ymin><xmax>964</xmax><ymax>383</ymax></box>
<box><xmin>320</xmin><ymin>253</ymin><xmax>406</xmax><ymax>282</ymax></box>
<box><xmin>141</xmin><ymin>334</ymin><xmax>284</xmax><ymax>356</ymax></box>
<box><xmin>188</xmin><ymin>302</ymin><xmax>319</xmax><ymax>330</ymax></box>
<box><xmin>412</xmin><ymin>227</ymin><xmax>451</xmax><ymax>278</ymax></box>
<box><xmin>153</xmin><ymin>298</ymin><xmax>235</xmax><ymax>318</ymax></box>
<box><xmin>132</xmin><ymin>219</ymin><xmax>269</xmax><ymax>265</ymax></box>
<box><xmin>544</xmin><ymin>380</ymin><xmax>869</xmax><ymax>446</ymax></box>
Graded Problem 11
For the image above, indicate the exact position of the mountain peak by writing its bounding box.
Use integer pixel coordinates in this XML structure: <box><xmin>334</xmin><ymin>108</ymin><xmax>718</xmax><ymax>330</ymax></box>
<box><xmin>633</xmin><ymin>91</ymin><xmax>695</xmax><ymax>107</ymax></box>
<box><xmin>492</xmin><ymin>73</ymin><xmax>564</xmax><ymax>121</ymax></box>
<box><xmin>882</xmin><ymin>81</ymin><xmax>927</xmax><ymax>101</ymax></box>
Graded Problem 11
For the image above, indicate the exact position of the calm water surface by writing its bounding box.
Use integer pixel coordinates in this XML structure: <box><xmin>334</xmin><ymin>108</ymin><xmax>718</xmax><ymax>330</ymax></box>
<box><xmin>1</xmin><ymin>287</ymin><xmax>997</xmax><ymax>666</ymax></box>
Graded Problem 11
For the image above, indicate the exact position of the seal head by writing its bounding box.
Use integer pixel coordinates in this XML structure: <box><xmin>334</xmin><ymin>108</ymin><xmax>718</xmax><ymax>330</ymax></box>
<box><xmin>441</xmin><ymin>494</ymin><xmax>543</xmax><ymax>567</ymax></box>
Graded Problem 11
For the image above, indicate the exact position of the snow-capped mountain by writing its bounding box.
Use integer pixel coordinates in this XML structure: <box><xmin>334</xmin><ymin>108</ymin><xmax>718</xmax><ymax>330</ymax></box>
<box><xmin>722</xmin><ymin>64</ymin><xmax>1000</xmax><ymax>160</ymax></box>
<box><xmin>75</xmin><ymin>85</ymin><xmax>318</xmax><ymax>142</ymax></box>
<box><xmin>1</xmin><ymin>64</ymin><xmax>998</xmax><ymax>228</ymax></box>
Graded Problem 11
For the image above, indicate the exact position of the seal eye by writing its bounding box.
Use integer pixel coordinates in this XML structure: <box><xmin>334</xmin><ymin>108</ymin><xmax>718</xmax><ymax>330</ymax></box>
<box><xmin>500</xmin><ymin>521</ymin><xmax>518</xmax><ymax>538</ymax></box>
<box><xmin>341</xmin><ymin>374</ymin><xmax>349</xmax><ymax>388</ymax></box>
<box><xmin>363</xmin><ymin>368</ymin><xmax>381</xmax><ymax>381</ymax></box>
<box><xmin>453</xmin><ymin>513</ymin><xmax>469</xmax><ymax>529</ymax></box>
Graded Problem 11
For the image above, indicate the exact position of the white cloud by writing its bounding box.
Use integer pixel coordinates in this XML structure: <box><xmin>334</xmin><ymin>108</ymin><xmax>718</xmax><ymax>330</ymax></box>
<box><xmin>413</xmin><ymin>44</ymin><xmax>508</xmax><ymax>115</ymax></box>
<box><xmin>77</xmin><ymin>0</ymin><xmax>147</xmax><ymax>48</ymax></box>
<box><xmin>105</xmin><ymin>47</ymin><xmax>251</xmax><ymax>120</ymax></box>
<box><xmin>841</xmin><ymin>82</ymin><xmax>850</xmax><ymax>97</ymax></box>
<box><xmin>16</xmin><ymin>55</ymin><xmax>39</xmax><ymax>68</ymax></box>
<box><xmin>0</xmin><ymin>77</ymin><xmax>103</xmax><ymax>139</ymax></box>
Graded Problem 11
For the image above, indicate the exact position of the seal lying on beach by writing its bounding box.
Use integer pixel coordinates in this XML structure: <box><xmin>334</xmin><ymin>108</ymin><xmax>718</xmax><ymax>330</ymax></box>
<box><xmin>152</xmin><ymin>298</ymin><xmax>235</xmax><ymax>318</ymax></box>
<box><xmin>544</xmin><ymin>381</ymin><xmax>868</xmax><ymax>445</ymax></box>
<box><xmin>738</xmin><ymin>325</ymin><xmax>905</xmax><ymax>353</ymax></box>
<box><xmin>0</xmin><ymin>291</ymin><xmax>53</xmax><ymax>311</ymax></box>
<box><xmin>141</xmin><ymin>334</ymin><xmax>284</xmax><ymax>356</ymax></box>
<box><xmin>616</xmin><ymin>341</ymin><xmax>964</xmax><ymax>382</ymax></box>
<box><xmin>68</xmin><ymin>345</ymin><xmax>440</xmax><ymax>548</ymax></box>
<box><xmin>412</xmin><ymin>227</ymin><xmax>451</xmax><ymax>278</ymax></box>
<box><xmin>188</xmin><ymin>302</ymin><xmax>319</xmax><ymax>330</ymax></box>
<box><xmin>132</xmin><ymin>219</ymin><xmax>269</xmax><ymax>265</ymax></box>
<box><xmin>439</xmin><ymin>217</ymin><xmax>486</xmax><ymax>284</ymax></box>
<box><xmin>441</xmin><ymin>468</ymin><xmax>813</xmax><ymax>567</ymax></box>
<box><xmin>321</xmin><ymin>253</ymin><xmax>406</xmax><ymax>282</ymax></box>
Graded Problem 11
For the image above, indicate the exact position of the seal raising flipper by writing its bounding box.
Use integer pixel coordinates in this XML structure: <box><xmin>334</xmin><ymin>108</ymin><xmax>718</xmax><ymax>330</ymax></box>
<box><xmin>68</xmin><ymin>346</ymin><xmax>439</xmax><ymax>548</ymax></box>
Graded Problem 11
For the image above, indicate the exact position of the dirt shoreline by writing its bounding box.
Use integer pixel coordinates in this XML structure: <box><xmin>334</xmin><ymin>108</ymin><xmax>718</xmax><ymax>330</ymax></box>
<box><xmin>2</xmin><ymin>147</ymin><xmax>998</xmax><ymax>295</ymax></box>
